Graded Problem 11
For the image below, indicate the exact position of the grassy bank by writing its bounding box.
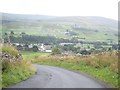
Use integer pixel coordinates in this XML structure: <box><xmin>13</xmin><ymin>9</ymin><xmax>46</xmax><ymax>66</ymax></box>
<box><xmin>1</xmin><ymin>46</ymin><xmax>36</xmax><ymax>87</ymax></box>
<box><xmin>2</xmin><ymin>60</ymin><xmax>36</xmax><ymax>87</ymax></box>
<box><xmin>31</xmin><ymin>52</ymin><xmax>118</xmax><ymax>88</ymax></box>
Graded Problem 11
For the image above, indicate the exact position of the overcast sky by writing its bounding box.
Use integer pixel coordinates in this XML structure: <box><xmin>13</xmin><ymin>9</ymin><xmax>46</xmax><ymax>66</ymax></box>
<box><xmin>0</xmin><ymin>0</ymin><xmax>119</xmax><ymax>20</ymax></box>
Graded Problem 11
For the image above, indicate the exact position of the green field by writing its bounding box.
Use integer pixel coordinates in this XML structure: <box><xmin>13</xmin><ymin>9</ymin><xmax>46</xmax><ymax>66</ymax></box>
<box><xmin>2</xmin><ymin>13</ymin><xmax>118</xmax><ymax>43</ymax></box>
<box><xmin>21</xmin><ymin>51</ymin><xmax>50</xmax><ymax>60</ymax></box>
<box><xmin>3</xmin><ymin>22</ymin><xmax>118</xmax><ymax>43</ymax></box>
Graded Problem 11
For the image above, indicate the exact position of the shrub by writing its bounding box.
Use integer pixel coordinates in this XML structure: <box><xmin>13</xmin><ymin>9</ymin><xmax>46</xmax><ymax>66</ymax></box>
<box><xmin>51</xmin><ymin>47</ymin><xmax>61</xmax><ymax>55</ymax></box>
<box><xmin>32</xmin><ymin>45</ymin><xmax>38</xmax><ymax>52</ymax></box>
<box><xmin>80</xmin><ymin>50</ymin><xmax>91</xmax><ymax>55</ymax></box>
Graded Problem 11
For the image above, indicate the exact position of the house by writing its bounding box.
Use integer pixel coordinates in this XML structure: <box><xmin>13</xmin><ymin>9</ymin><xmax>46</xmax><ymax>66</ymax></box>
<box><xmin>39</xmin><ymin>43</ymin><xmax>52</xmax><ymax>52</ymax></box>
<box><xmin>44</xmin><ymin>43</ymin><xmax>52</xmax><ymax>52</ymax></box>
<box><xmin>39</xmin><ymin>43</ymin><xmax>45</xmax><ymax>51</ymax></box>
<box><xmin>28</xmin><ymin>44</ymin><xmax>33</xmax><ymax>48</ymax></box>
<box><xmin>45</xmin><ymin>50</ymin><xmax>52</xmax><ymax>53</ymax></box>
<box><xmin>73</xmin><ymin>24</ymin><xmax>81</xmax><ymax>29</ymax></box>
<box><xmin>59</xmin><ymin>43</ymin><xmax>74</xmax><ymax>46</ymax></box>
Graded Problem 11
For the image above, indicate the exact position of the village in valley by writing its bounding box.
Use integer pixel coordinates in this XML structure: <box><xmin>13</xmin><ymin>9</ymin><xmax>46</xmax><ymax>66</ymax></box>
<box><xmin>2</xmin><ymin>31</ymin><xmax>119</xmax><ymax>55</ymax></box>
<box><xmin>0</xmin><ymin>0</ymin><xmax>119</xmax><ymax>88</ymax></box>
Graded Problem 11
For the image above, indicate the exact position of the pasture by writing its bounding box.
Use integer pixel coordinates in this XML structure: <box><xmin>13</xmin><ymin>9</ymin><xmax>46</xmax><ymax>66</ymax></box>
<box><xmin>21</xmin><ymin>51</ymin><xmax>50</xmax><ymax>60</ymax></box>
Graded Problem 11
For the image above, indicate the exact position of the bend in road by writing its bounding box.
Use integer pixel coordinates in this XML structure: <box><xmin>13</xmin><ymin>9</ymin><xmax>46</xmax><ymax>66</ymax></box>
<box><xmin>8</xmin><ymin>64</ymin><xmax>110</xmax><ymax>88</ymax></box>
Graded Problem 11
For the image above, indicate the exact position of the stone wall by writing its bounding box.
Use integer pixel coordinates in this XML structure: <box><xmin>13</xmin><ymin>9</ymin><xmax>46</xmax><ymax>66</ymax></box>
<box><xmin>0</xmin><ymin>52</ymin><xmax>22</xmax><ymax>62</ymax></box>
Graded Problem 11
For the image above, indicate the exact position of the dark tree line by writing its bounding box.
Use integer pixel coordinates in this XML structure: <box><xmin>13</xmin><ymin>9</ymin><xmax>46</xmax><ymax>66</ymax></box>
<box><xmin>16</xmin><ymin>44</ymin><xmax>39</xmax><ymax>52</ymax></box>
<box><xmin>4</xmin><ymin>31</ymin><xmax>118</xmax><ymax>50</ymax></box>
<box><xmin>10</xmin><ymin>35</ymin><xmax>57</xmax><ymax>44</ymax></box>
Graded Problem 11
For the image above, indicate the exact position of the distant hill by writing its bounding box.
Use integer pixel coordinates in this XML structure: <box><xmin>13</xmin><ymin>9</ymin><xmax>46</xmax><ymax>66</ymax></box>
<box><xmin>1</xmin><ymin>13</ymin><xmax>118</xmax><ymax>43</ymax></box>
<box><xmin>2</xmin><ymin>13</ymin><xmax>57</xmax><ymax>21</ymax></box>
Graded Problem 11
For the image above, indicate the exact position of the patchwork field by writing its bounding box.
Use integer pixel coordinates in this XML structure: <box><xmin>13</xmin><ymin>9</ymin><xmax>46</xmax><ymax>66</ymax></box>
<box><xmin>2</xmin><ymin>13</ymin><xmax>118</xmax><ymax>43</ymax></box>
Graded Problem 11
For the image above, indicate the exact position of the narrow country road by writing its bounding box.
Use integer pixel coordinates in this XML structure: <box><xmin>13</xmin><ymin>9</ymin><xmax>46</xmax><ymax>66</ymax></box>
<box><xmin>8</xmin><ymin>64</ymin><xmax>109</xmax><ymax>88</ymax></box>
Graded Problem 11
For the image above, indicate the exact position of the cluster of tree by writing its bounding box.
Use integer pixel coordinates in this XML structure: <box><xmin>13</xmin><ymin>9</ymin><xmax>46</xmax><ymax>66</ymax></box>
<box><xmin>51</xmin><ymin>46</ymin><xmax>116</xmax><ymax>55</ymax></box>
<box><xmin>10</xmin><ymin>35</ymin><xmax>57</xmax><ymax>44</ymax></box>
<box><xmin>59</xmin><ymin>44</ymin><xmax>118</xmax><ymax>55</ymax></box>
<box><xmin>8</xmin><ymin>32</ymin><xmax>82</xmax><ymax>44</ymax></box>
<box><xmin>53</xmin><ymin>45</ymin><xmax>91</xmax><ymax>55</ymax></box>
<box><xmin>16</xmin><ymin>44</ymin><xmax>39</xmax><ymax>52</ymax></box>
<box><xmin>60</xmin><ymin>45</ymin><xmax>80</xmax><ymax>53</ymax></box>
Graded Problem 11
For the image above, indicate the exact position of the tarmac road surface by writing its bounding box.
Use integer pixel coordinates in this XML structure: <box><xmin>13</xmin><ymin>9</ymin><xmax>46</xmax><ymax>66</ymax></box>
<box><xmin>8</xmin><ymin>64</ymin><xmax>109</xmax><ymax>88</ymax></box>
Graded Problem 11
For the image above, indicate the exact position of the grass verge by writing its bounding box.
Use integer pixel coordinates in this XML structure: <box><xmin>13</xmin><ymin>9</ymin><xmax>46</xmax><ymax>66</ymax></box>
<box><xmin>2</xmin><ymin>60</ymin><xmax>36</xmax><ymax>87</ymax></box>
<box><xmin>31</xmin><ymin>52</ymin><xmax>118</xmax><ymax>88</ymax></box>
<box><xmin>1</xmin><ymin>46</ymin><xmax>36</xmax><ymax>87</ymax></box>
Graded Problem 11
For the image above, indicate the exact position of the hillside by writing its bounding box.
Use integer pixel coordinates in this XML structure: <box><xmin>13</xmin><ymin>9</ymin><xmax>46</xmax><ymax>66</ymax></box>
<box><xmin>1</xmin><ymin>13</ymin><xmax>118</xmax><ymax>43</ymax></box>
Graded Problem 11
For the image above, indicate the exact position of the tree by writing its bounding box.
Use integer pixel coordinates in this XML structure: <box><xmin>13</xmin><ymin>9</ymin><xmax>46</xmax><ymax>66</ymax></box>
<box><xmin>21</xmin><ymin>32</ymin><xmax>26</xmax><ymax>35</ymax></box>
<box><xmin>32</xmin><ymin>45</ymin><xmax>38</xmax><ymax>52</ymax></box>
<box><xmin>112</xmin><ymin>45</ymin><xmax>118</xmax><ymax>50</ymax></box>
<box><xmin>10</xmin><ymin>31</ymin><xmax>14</xmax><ymax>35</ymax></box>
<box><xmin>66</xmin><ymin>29</ymin><xmax>69</xmax><ymax>32</ymax></box>
<box><xmin>24</xmin><ymin>44</ymin><xmax>29</xmax><ymax>51</ymax></box>
<box><xmin>17</xmin><ymin>45</ymin><xmax>23</xmax><ymax>51</ymax></box>
<box><xmin>87</xmin><ymin>45</ymin><xmax>90</xmax><ymax>49</ymax></box>
<box><xmin>52</xmin><ymin>47</ymin><xmax>61</xmax><ymax>55</ymax></box>
<box><xmin>108</xmin><ymin>47</ymin><xmax>112</xmax><ymax>51</ymax></box>
<box><xmin>4</xmin><ymin>32</ymin><xmax>10</xmax><ymax>44</ymax></box>
<box><xmin>94</xmin><ymin>44</ymin><xmax>102</xmax><ymax>49</ymax></box>
<box><xmin>9</xmin><ymin>36</ymin><xmax>15</xmax><ymax>43</ymax></box>
<box><xmin>4</xmin><ymin>33</ymin><xmax>8</xmax><ymax>36</ymax></box>
<box><xmin>90</xmin><ymin>48</ymin><xmax>95</xmax><ymax>53</ymax></box>
<box><xmin>101</xmin><ymin>47</ymin><xmax>107</xmax><ymax>52</ymax></box>
<box><xmin>80</xmin><ymin>50</ymin><xmax>91</xmax><ymax>55</ymax></box>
